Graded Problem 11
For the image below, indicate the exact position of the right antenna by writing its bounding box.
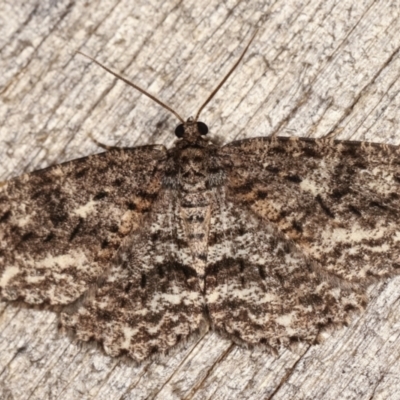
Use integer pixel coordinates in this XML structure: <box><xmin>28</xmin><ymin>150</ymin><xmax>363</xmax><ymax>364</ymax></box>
<box><xmin>194</xmin><ymin>29</ymin><xmax>258</xmax><ymax>121</ymax></box>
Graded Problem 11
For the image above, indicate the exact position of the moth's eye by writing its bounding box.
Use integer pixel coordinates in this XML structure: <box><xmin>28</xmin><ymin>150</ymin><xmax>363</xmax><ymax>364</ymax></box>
<box><xmin>197</xmin><ymin>122</ymin><xmax>208</xmax><ymax>135</ymax></box>
<box><xmin>175</xmin><ymin>124</ymin><xmax>185</xmax><ymax>138</ymax></box>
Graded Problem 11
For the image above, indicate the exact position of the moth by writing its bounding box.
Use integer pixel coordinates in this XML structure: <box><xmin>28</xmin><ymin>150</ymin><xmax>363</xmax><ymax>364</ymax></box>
<box><xmin>1</xmin><ymin>33</ymin><xmax>399</xmax><ymax>362</ymax></box>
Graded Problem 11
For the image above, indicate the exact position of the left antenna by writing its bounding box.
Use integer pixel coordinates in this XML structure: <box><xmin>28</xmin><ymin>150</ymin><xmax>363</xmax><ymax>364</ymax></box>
<box><xmin>77</xmin><ymin>51</ymin><xmax>185</xmax><ymax>123</ymax></box>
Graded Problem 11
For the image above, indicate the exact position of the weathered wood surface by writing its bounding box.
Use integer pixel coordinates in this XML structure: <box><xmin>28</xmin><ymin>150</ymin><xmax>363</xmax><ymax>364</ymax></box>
<box><xmin>1</xmin><ymin>1</ymin><xmax>400</xmax><ymax>399</ymax></box>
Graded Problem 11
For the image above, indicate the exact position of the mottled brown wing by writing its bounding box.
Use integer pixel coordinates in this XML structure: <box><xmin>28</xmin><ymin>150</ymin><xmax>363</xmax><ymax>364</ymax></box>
<box><xmin>61</xmin><ymin>189</ymin><xmax>204</xmax><ymax>361</ymax></box>
<box><xmin>219</xmin><ymin>136</ymin><xmax>400</xmax><ymax>282</ymax></box>
<box><xmin>205</xmin><ymin>137</ymin><xmax>400</xmax><ymax>348</ymax></box>
<box><xmin>0</xmin><ymin>146</ymin><xmax>166</xmax><ymax>305</ymax></box>
<box><xmin>205</xmin><ymin>191</ymin><xmax>365</xmax><ymax>348</ymax></box>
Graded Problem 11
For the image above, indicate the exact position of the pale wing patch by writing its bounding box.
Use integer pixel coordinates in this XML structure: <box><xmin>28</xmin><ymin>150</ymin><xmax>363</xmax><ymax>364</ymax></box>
<box><xmin>299</xmin><ymin>178</ymin><xmax>321</xmax><ymax>195</ymax></box>
<box><xmin>33</xmin><ymin>249</ymin><xmax>89</xmax><ymax>271</ymax></box>
<box><xmin>0</xmin><ymin>266</ymin><xmax>20</xmax><ymax>287</ymax></box>
<box><xmin>72</xmin><ymin>200</ymin><xmax>98</xmax><ymax>218</ymax></box>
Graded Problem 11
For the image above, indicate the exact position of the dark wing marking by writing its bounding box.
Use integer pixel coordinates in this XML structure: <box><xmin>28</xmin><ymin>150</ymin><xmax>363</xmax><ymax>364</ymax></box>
<box><xmin>219</xmin><ymin>136</ymin><xmax>400</xmax><ymax>283</ymax></box>
<box><xmin>61</xmin><ymin>190</ymin><xmax>204</xmax><ymax>361</ymax></box>
<box><xmin>0</xmin><ymin>146</ymin><xmax>166</xmax><ymax>304</ymax></box>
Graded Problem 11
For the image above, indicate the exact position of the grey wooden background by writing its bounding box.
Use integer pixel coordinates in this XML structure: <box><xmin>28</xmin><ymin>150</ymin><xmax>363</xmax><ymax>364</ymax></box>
<box><xmin>1</xmin><ymin>1</ymin><xmax>400</xmax><ymax>399</ymax></box>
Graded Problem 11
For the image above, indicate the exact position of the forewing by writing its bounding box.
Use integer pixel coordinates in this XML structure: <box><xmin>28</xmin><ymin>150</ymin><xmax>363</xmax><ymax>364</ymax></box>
<box><xmin>206</xmin><ymin>192</ymin><xmax>365</xmax><ymax>348</ymax></box>
<box><xmin>61</xmin><ymin>190</ymin><xmax>204</xmax><ymax>361</ymax></box>
<box><xmin>219</xmin><ymin>137</ymin><xmax>400</xmax><ymax>282</ymax></box>
<box><xmin>0</xmin><ymin>146</ymin><xmax>166</xmax><ymax>304</ymax></box>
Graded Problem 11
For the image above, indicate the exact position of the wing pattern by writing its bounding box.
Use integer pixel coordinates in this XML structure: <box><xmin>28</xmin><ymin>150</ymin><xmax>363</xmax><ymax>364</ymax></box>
<box><xmin>206</xmin><ymin>189</ymin><xmax>366</xmax><ymax>348</ymax></box>
<box><xmin>204</xmin><ymin>136</ymin><xmax>400</xmax><ymax>346</ymax></box>
<box><xmin>61</xmin><ymin>190</ymin><xmax>204</xmax><ymax>360</ymax></box>
<box><xmin>219</xmin><ymin>136</ymin><xmax>400</xmax><ymax>281</ymax></box>
<box><xmin>0</xmin><ymin>146</ymin><xmax>166</xmax><ymax>304</ymax></box>
<box><xmin>1</xmin><ymin>134</ymin><xmax>400</xmax><ymax>360</ymax></box>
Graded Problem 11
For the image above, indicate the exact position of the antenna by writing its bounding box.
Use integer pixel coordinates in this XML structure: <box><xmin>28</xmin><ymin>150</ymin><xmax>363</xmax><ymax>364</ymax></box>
<box><xmin>77</xmin><ymin>29</ymin><xmax>257</xmax><ymax>125</ymax></box>
<box><xmin>76</xmin><ymin>51</ymin><xmax>185</xmax><ymax>123</ymax></box>
<box><xmin>194</xmin><ymin>29</ymin><xmax>258</xmax><ymax>121</ymax></box>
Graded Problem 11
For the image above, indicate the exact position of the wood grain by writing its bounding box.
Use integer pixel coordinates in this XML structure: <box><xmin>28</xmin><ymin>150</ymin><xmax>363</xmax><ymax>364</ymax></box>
<box><xmin>1</xmin><ymin>1</ymin><xmax>400</xmax><ymax>399</ymax></box>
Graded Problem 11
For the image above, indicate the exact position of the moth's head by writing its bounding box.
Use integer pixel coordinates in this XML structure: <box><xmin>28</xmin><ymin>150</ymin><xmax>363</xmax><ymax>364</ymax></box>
<box><xmin>174</xmin><ymin>117</ymin><xmax>209</xmax><ymax>143</ymax></box>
